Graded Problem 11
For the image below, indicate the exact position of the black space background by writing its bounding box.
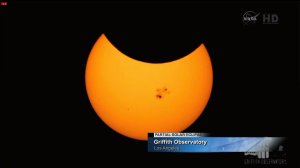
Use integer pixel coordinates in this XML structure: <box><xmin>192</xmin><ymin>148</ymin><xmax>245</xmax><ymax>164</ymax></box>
<box><xmin>1</xmin><ymin>1</ymin><xmax>299</xmax><ymax>167</ymax></box>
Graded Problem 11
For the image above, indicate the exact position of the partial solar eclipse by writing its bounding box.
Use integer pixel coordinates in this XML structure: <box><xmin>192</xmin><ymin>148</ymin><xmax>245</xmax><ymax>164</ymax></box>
<box><xmin>85</xmin><ymin>34</ymin><xmax>213</xmax><ymax>140</ymax></box>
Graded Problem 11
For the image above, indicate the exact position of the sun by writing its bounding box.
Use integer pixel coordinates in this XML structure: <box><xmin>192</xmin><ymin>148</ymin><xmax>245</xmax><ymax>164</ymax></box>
<box><xmin>85</xmin><ymin>34</ymin><xmax>213</xmax><ymax>140</ymax></box>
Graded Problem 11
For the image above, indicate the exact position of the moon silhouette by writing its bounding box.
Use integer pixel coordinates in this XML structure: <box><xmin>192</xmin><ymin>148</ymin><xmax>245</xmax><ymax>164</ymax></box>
<box><xmin>85</xmin><ymin>34</ymin><xmax>213</xmax><ymax>140</ymax></box>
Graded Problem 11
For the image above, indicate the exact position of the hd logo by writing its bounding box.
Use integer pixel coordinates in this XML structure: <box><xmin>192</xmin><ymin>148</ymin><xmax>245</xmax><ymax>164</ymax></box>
<box><xmin>243</xmin><ymin>11</ymin><xmax>279</xmax><ymax>25</ymax></box>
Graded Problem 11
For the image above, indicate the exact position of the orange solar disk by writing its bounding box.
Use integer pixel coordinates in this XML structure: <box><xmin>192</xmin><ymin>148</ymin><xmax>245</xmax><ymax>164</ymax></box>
<box><xmin>85</xmin><ymin>34</ymin><xmax>213</xmax><ymax>140</ymax></box>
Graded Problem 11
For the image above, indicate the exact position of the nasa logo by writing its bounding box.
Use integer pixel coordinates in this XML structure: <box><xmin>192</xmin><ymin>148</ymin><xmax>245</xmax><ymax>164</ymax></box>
<box><xmin>242</xmin><ymin>11</ymin><xmax>260</xmax><ymax>25</ymax></box>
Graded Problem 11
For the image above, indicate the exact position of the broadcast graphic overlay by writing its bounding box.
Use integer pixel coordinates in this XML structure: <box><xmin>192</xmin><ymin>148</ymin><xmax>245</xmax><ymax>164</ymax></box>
<box><xmin>148</xmin><ymin>133</ymin><xmax>285</xmax><ymax>153</ymax></box>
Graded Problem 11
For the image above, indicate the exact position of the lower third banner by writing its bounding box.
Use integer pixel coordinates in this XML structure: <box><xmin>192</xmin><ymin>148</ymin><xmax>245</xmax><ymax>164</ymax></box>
<box><xmin>148</xmin><ymin>133</ymin><xmax>285</xmax><ymax>153</ymax></box>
